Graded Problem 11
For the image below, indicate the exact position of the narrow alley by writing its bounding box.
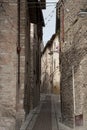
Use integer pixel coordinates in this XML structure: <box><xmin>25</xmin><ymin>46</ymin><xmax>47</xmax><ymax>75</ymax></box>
<box><xmin>0</xmin><ymin>0</ymin><xmax>87</xmax><ymax>130</ymax></box>
<box><xmin>21</xmin><ymin>94</ymin><xmax>60</xmax><ymax>130</ymax></box>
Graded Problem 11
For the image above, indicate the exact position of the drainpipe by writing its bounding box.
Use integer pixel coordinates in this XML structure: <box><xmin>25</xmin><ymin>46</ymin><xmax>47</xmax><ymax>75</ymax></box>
<box><xmin>61</xmin><ymin>0</ymin><xmax>64</xmax><ymax>42</ymax></box>
<box><xmin>72</xmin><ymin>66</ymin><xmax>75</xmax><ymax>128</ymax></box>
<box><xmin>16</xmin><ymin>0</ymin><xmax>21</xmax><ymax>129</ymax></box>
<box><xmin>16</xmin><ymin>0</ymin><xmax>21</xmax><ymax>112</ymax></box>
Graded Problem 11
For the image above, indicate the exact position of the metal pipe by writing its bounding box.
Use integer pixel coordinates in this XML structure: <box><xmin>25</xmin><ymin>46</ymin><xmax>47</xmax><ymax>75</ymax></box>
<box><xmin>16</xmin><ymin>0</ymin><xmax>21</xmax><ymax>112</ymax></box>
<box><xmin>72</xmin><ymin>66</ymin><xmax>75</xmax><ymax>129</ymax></box>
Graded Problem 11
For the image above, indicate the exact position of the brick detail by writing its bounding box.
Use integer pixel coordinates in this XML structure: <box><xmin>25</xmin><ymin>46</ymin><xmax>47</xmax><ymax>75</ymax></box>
<box><xmin>0</xmin><ymin>1</ymin><xmax>17</xmax><ymax>129</ymax></box>
<box><xmin>58</xmin><ymin>0</ymin><xmax>87</xmax><ymax>128</ymax></box>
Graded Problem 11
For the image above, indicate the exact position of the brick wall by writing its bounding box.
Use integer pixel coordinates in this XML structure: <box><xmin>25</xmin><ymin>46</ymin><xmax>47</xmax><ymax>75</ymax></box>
<box><xmin>28</xmin><ymin>23</ymin><xmax>41</xmax><ymax>109</ymax></box>
<box><xmin>24</xmin><ymin>21</ymin><xmax>42</xmax><ymax>116</ymax></box>
<box><xmin>41</xmin><ymin>48</ymin><xmax>52</xmax><ymax>93</ymax></box>
<box><xmin>16</xmin><ymin>0</ymin><xmax>26</xmax><ymax>129</ymax></box>
<box><xmin>0</xmin><ymin>1</ymin><xmax>43</xmax><ymax>129</ymax></box>
<box><xmin>0</xmin><ymin>0</ymin><xmax>26</xmax><ymax>129</ymax></box>
<box><xmin>0</xmin><ymin>0</ymin><xmax>17</xmax><ymax>130</ymax></box>
<box><xmin>58</xmin><ymin>0</ymin><xmax>87</xmax><ymax>128</ymax></box>
<box><xmin>24</xmin><ymin>11</ymin><xmax>30</xmax><ymax>116</ymax></box>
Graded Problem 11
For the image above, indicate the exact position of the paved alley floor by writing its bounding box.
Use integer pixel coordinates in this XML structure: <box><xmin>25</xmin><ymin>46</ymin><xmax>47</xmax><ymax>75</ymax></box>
<box><xmin>32</xmin><ymin>95</ymin><xmax>52</xmax><ymax>130</ymax></box>
<box><xmin>26</xmin><ymin>94</ymin><xmax>60</xmax><ymax>130</ymax></box>
<box><xmin>20</xmin><ymin>94</ymin><xmax>87</xmax><ymax>130</ymax></box>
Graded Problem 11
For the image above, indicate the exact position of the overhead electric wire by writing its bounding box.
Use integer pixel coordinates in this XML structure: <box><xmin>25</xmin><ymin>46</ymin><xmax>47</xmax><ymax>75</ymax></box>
<box><xmin>45</xmin><ymin>11</ymin><xmax>55</xmax><ymax>26</ymax></box>
<box><xmin>44</xmin><ymin>6</ymin><xmax>56</xmax><ymax>20</ymax></box>
<box><xmin>0</xmin><ymin>1</ymin><xmax>57</xmax><ymax>28</ymax></box>
<box><xmin>45</xmin><ymin>13</ymin><xmax>55</xmax><ymax>26</ymax></box>
<box><xmin>44</xmin><ymin>6</ymin><xmax>57</xmax><ymax>26</ymax></box>
<box><xmin>1</xmin><ymin>0</ymin><xmax>83</xmax><ymax>28</ymax></box>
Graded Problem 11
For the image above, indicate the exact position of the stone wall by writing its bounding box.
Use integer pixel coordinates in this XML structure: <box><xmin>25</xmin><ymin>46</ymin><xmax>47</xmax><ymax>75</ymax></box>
<box><xmin>24</xmin><ymin>12</ymin><xmax>30</xmax><ymax>116</ymax></box>
<box><xmin>0</xmin><ymin>1</ymin><xmax>43</xmax><ymax>129</ymax></box>
<box><xmin>29</xmin><ymin>23</ymin><xmax>41</xmax><ymax>109</ymax></box>
<box><xmin>24</xmin><ymin>21</ymin><xmax>42</xmax><ymax>115</ymax></box>
<box><xmin>0</xmin><ymin>0</ymin><xmax>26</xmax><ymax>129</ymax></box>
<box><xmin>16</xmin><ymin>0</ymin><xmax>26</xmax><ymax>129</ymax></box>
<box><xmin>59</xmin><ymin>0</ymin><xmax>87</xmax><ymax>128</ymax></box>
<box><xmin>41</xmin><ymin>48</ymin><xmax>52</xmax><ymax>93</ymax></box>
<box><xmin>52</xmin><ymin>36</ymin><xmax>60</xmax><ymax>94</ymax></box>
<box><xmin>0</xmin><ymin>0</ymin><xmax>17</xmax><ymax>130</ymax></box>
<box><xmin>41</xmin><ymin>34</ymin><xmax>60</xmax><ymax>94</ymax></box>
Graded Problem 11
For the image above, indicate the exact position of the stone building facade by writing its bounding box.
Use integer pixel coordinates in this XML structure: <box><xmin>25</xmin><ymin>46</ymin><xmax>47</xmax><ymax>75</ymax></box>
<box><xmin>0</xmin><ymin>0</ymin><xmax>44</xmax><ymax>130</ymax></box>
<box><xmin>41</xmin><ymin>46</ymin><xmax>51</xmax><ymax>93</ymax></box>
<box><xmin>24</xmin><ymin>5</ymin><xmax>44</xmax><ymax>115</ymax></box>
<box><xmin>0</xmin><ymin>1</ymin><xmax>18</xmax><ymax>130</ymax></box>
<box><xmin>41</xmin><ymin>34</ymin><xmax>60</xmax><ymax>94</ymax></box>
<box><xmin>57</xmin><ymin>0</ymin><xmax>87</xmax><ymax>129</ymax></box>
<box><xmin>52</xmin><ymin>35</ymin><xmax>60</xmax><ymax>94</ymax></box>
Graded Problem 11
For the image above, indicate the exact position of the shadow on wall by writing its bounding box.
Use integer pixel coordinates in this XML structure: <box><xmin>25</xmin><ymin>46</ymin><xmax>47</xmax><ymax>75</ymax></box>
<box><xmin>41</xmin><ymin>72</ymin><xmax>52</xmax><ymax>94</ymax></box>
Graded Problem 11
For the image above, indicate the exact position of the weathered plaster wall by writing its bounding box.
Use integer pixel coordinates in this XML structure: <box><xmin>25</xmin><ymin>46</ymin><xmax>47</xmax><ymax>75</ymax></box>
<box><xmin>52</xmin><ymin>36</ymin><xmax>60</xmax><ymax>94</ymax></box>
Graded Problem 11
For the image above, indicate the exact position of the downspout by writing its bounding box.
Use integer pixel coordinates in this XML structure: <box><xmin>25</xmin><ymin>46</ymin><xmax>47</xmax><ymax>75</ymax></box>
<box><xmin>61</xmin><ymin>0</ymin><xmax>64</xmax><ymax>42</ymax></box>
<box><xmin>16</xmin><ymin>0</ymin><xmax>21</xmax><ymax>116</ymax></box>
<box><xmin>16</xmin><ymin>0</ymin><xmax>21</xmax><ymax>129</ymax></box>
<box><xmin>72</xmin><ymin>66</ymin><xmax>75</xmax><ymax>128</ymax></box>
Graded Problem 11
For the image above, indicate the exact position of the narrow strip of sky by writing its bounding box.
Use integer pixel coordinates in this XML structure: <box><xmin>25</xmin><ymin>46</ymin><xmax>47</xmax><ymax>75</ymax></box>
<box><xmin>43</xmin><ymin>0</ymin><xmax>58</xmax><ymax>45</ymax></box>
